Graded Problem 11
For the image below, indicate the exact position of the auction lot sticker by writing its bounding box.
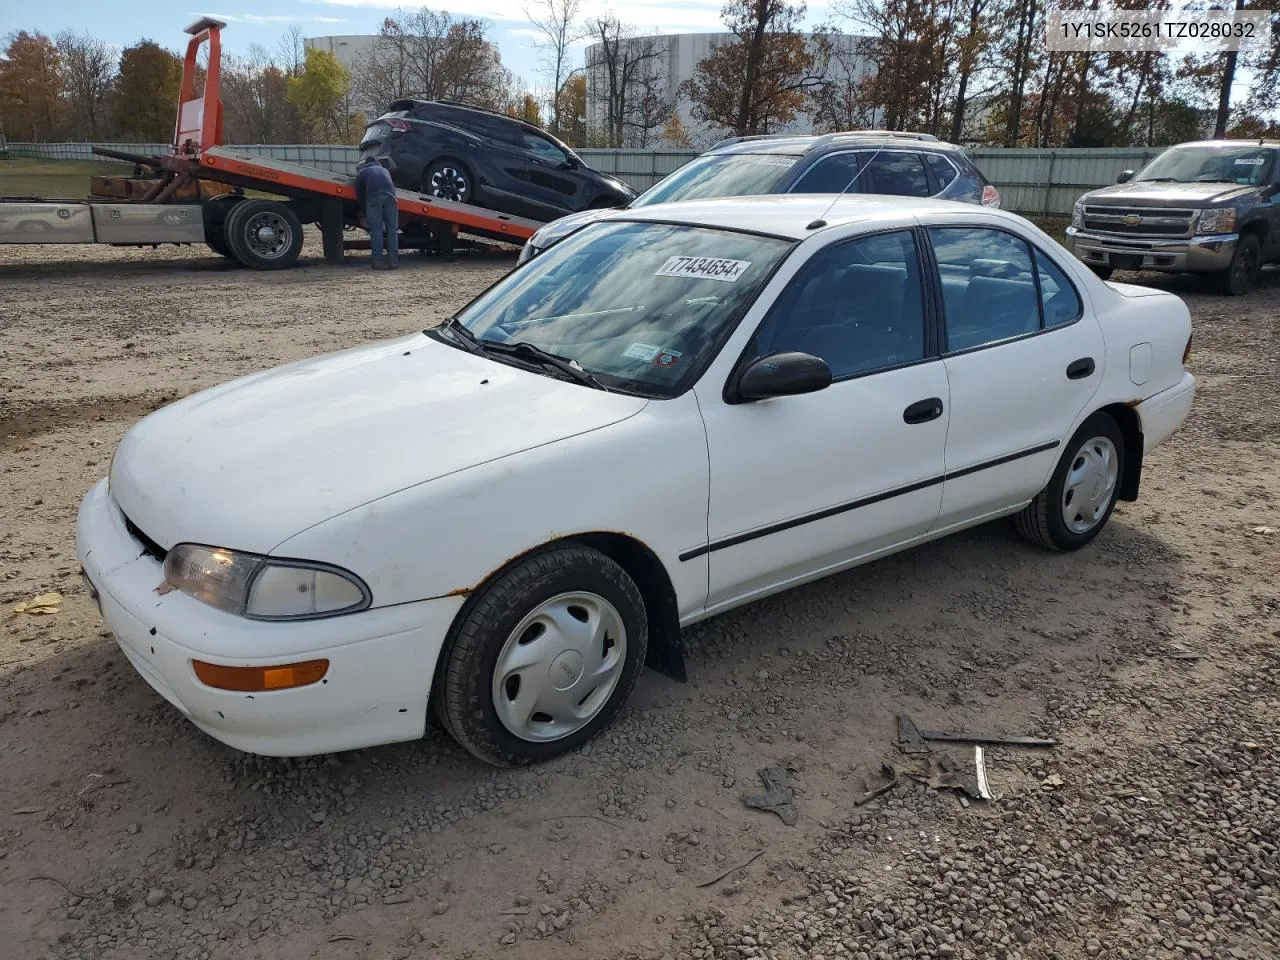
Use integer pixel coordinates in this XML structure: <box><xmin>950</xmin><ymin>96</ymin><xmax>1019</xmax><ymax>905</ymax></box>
<box><xmin>656</xmin><ymin>257</ymin><xmax>752</xmax><ymax>283</ymax></box>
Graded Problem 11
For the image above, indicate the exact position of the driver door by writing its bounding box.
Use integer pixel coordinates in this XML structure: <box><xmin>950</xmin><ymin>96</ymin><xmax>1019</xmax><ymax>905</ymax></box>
<box><xmin>694</xmin><ymin>229</ymin><xmax>950</xmax><ymax>613</ymax></box>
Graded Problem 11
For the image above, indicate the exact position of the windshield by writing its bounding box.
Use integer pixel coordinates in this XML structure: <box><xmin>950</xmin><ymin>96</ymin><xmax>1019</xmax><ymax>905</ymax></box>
<box><xmin>1135</xmin><ymin>145</ymin><xmax>1276</xmax><ymax>186</ymax></box>
<box><xmin>634</xmin><ymin>154</ymin><xmax>799</xmax><ymax>207</ymax></box>
<box><xmin>448</xmin><ymin>221</ymin><xmax>793</xmax><ymax>397</ymax></box>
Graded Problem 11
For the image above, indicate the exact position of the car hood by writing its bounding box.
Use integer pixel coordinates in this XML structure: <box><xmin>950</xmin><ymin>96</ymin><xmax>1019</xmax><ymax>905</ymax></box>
<box><xmin>1084</xmin><ymin>181</ymin><xmax>1259</xmax><ymax>206</ymax></box>
<box><xmin>108</xmin><ymin>333</ymin><xmax>648</xmax><ymax>555</ymax></box>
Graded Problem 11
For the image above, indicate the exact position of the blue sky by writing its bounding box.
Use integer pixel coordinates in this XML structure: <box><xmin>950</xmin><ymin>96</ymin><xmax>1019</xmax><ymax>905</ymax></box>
<box><xmin>13</xmin><ymin>0</ymin><xmax>828</xmax><ymax>91</ymax></box>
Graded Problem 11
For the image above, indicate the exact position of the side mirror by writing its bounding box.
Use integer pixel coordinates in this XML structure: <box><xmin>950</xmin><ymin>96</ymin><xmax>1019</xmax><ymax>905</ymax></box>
<box><xmin>1116</xmin><ymin>169</ymin><xmax>1135</xmax><ymax>184</ymax></box>
<box><xmin>735</xmin><ymin>352</ymin><xmax>832</xmax><ymax>402</ymax></box>
<box><xmin>561</xmin><ymin>155</ymin><xmax>582</xmax><ymax>170</ymax></box>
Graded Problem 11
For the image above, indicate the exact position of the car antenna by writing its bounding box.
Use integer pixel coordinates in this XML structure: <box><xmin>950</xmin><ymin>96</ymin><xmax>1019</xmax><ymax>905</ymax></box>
<box><xmin>806</xmin><ymin>141</ymin><xmax>888</xmax><ymax>230</ymax></box>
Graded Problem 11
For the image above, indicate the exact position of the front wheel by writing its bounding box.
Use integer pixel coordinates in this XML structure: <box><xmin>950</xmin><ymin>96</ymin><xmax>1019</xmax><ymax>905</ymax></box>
<box><xmin>1015</xmin><ymin>412</ymin><xmax>1125</xmax><ymax>552</ymax></box>
<box><xmin>1216</xmin><ymin>233</ymin><xmax>1261</xmax><ymax>296</ymax></box>
<box><xmin>435</xmin><ymin>545</ymin><xmax>648</xmax><ymax>766</ymax></box>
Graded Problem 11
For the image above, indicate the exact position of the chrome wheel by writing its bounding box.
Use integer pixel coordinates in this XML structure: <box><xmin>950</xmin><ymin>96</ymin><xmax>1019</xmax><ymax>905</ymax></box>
<box><xmin>428</xmin><ymin>166</ymin><xmax>469</xmax><ymax>202</ymax></box>
<box><xmin>1061</xmin><ymin>436</ymin><xmax>1119</xmax><ymax>534</ymax></box>
<box><xmin>242</xmin><ymin>211</ymin><xmax>292</xmax><ymax>260</ymax></box>
<box><xmin>491</xmin><ymin>591</ymin><xmax>627</xmax><ymax>743</ymax></box>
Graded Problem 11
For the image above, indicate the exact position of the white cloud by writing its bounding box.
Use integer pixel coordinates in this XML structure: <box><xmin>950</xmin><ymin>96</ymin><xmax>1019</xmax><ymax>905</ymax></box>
<box><xmin>195</xmin><ymin>11</ymin><xmax>346</xmax><ymax>22</ymax></box>
<box><xmin>299</xmin><ymin>0</ymin><xmax>726</xmax><ymax>33</ymax></box>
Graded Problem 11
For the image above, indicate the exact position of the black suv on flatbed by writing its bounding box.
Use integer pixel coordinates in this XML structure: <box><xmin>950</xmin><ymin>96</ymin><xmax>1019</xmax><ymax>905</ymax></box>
<box><xmin>359</xmin><ymin>100</ymin><xmax>636</xmax><ymax>222</ymax></box>
<box><xmin>518</xmin><ymin>130</ymin><xmax>1000</xmax><ymax>262</ymax></box>
<box><xmin>1066</xmin><ymin>139</ymin><xmax>1280</xmax><ymax>295</ymax></box>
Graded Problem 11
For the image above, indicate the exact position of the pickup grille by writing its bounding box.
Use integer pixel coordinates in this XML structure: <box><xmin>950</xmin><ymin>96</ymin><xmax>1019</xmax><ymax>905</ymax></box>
<box><xmin>1082</xmin><ymin>205</ymin><xmax>1196</xmax><ymax>237</ymax></box>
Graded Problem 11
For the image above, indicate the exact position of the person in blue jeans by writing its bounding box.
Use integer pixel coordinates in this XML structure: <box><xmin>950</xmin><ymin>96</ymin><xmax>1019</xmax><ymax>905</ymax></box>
<box><xmin>355</xmin><ymin>157</ymin><xmax>399</xmax><ymax>270</ymax></box>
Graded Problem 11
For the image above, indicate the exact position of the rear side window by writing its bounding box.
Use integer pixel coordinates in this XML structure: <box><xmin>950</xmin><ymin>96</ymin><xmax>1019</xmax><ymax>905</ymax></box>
<box><xmin>1035</xmin><ymin>249</ymin><xmax>1083</xmax><ymax>327</ymax></box>
<box><xmin>924</xmin><ymin>153</ymin><xmax>958</xmax><ymax>188</ymax></box>
<box><xmin>860</xmin><ymin>152</ymin><xmax>931</xmax><ymax>197</ymax></box>
<box><xmin>930</xmin><ymin>227</ymin><xmax>1083</xmax><ymax>350</ymax></box>
<box><xmin>791</xmin><ymin>153</ymin><xmax>860</xmax><ymax>193</ymax></box>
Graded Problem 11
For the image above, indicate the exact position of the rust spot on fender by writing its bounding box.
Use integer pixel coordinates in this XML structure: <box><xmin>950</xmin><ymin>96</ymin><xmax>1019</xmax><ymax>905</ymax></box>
<box><xmin>445</xmin><ymin>586</ymin><xmax>472</xmax><ymax>598</ymax></box>
<box><xmin>1124</xmin><ymin>398</ymin><xmax>1142</xmax><ymax>408</ymax></box>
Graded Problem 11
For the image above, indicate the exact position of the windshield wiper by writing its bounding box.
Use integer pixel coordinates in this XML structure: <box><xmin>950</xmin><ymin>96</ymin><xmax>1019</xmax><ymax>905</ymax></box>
<box><xmin>479</xmin><ymin>340</ymin><xmax>610</xmax><ymax>391</ymax></box>
<box><xmin>1136</xmin><ymin>176</ymin><xmax>1180</xmax><ymax>182</ymax></box>
<box><xmin>434</xmin><ymin>316</ymin><xmax>482</xmax><ymax>354</ymax></box>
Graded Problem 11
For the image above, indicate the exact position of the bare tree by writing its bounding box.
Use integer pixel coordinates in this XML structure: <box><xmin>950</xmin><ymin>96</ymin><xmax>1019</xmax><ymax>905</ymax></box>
<box><xmin>524</xmin><ymin>0</ymin><xmax>582</xmax><ymax>137</ymax></box>
<box><xmin>805</xmin><ymin>32</ymin><xmax>877</xmax><ymax>133</ymax></box>
<box><xmin>585</xmin><ymin>17</ymin><xmax>669</xmax><ymax>147</ymax></box>
<box><xmin>55</xmin><ymin>31</ymin><xmax>115</xmax><ymax>138</ymax></box>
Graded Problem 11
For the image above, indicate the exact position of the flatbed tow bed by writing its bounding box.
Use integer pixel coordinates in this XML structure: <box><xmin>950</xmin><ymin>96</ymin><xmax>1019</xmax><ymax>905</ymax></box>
<box><xmin>0</xmin><ymin>19</ymin><xmax>543</xmax><ymax>269</ymax></box>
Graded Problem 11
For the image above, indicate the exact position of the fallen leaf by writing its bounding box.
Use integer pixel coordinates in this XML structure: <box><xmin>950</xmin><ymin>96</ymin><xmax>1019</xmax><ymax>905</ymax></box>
<box><xmin>12</xmin><ymin>592</ymin><xmax>62</xmax><ymax>616</ymax></box>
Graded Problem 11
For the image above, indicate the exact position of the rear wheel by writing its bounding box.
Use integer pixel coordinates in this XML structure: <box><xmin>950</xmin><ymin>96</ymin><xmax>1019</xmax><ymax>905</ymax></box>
<box><xmin>203</xmin><ymin>195</ymin><xmax>243</xmax><ymax>259</ymax></box>
<box><xmin>422</xmin><ymin>159</ymin><xmax>472</xmax><ymax>203</ymax></box>
<box><xmin>435</xmin><ymin>545</ymin><xmax>647</xmax><ymax>766</ymax></box>
<box><xmin>224</xmin><ymin>199</ymin><xmax>303</xmax><ymax>270</ymax></box>
<box><xmin>1216</xmin><ymin>233</ymin><xmax>1261</xmax><ymax>295</ymax></box>
<box><xmin>1015</xmin><ymin>412</ymin><xmax>1125</xmax><ymax>552</ymax></box>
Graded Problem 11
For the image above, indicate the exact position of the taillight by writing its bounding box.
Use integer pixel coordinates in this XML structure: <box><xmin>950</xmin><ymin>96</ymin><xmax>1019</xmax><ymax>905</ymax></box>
<box><xmin>981</xmin><ymin>184</ymin><xmax>1000</xmax><ymax>207</ymax></box>
<box><xmin>1182</xmin><ymin>333</ymin><xmax>1192</xmax><ymax>365</ymax></box>
<box><xmin>388</xmin><ymin>119</ymin><xmax>411</xmax><ymax>133</ymax></box>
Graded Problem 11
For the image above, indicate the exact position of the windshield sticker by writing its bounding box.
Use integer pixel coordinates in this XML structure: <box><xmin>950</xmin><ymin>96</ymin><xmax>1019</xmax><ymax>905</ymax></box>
<box><xmin>653</xmin><ymin>349</ymin><xmax>683</xmax><ymax>368</ymax></box>
<box><xmin>623</xmin><ymin>342</ymin><xmax>661</xmax><ymax>361</ymax></box>
<box><xmin>1234</xmin><ymin>157</ymin><xmax>1264</xmax><ymax>165</ymax></box>
<box><xmin>656</xmin><ymin>256</ymin><xmax>752</xmax><ymax>283</ymax></box>
<box><xmin>755</xmin><ymin>156</ymin><xmax>798</xmax><ymax>166</ymax></box>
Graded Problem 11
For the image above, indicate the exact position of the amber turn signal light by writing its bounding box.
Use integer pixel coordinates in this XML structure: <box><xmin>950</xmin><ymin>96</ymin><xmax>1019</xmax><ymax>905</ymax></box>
<box><xmin>192</xmin><ymin>658</ymin><xmax>329</xmax><ymax>692</ymax></box>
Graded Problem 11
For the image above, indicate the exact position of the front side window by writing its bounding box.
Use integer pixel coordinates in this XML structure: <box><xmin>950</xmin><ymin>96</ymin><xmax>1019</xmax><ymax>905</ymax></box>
<box><xmin>745</xmin><ymin>230</ymin><xmax>926</xmax><ymax>379</ymax></box>
<box><xmin>447</xmin><ymin>221</ymin><xmax>793</xmax><ymax>396</ymax></box>
<box><xmin>791</xmin><ymin>153</ymin><xmax>860</xmax><ymax>193</ymax></box>
<box><xmin>930</xmin><ymin>227</ymin><xmax>1081</xmax><ymax>350</ymax></box>
<box><xmin>521</xmin><ymin>132</ymin><xmax>567</xmax><ymax>163</ymax></box>
<box><xmin>859</xmin><ymin>151</ymin><xmax>932</xmax><ymax>197</ymax></box>
<box><xmin>635</xmin><ymin>154</ymin><xmax>798</xmax><ymax>207</ymax></box>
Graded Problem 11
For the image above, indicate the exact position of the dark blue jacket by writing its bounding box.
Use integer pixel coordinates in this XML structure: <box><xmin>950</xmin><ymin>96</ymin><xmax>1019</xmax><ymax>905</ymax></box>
<box><xmin>355</xmin><ymin>163</ymin><xmax>396</xmax><ymax>208</ymax></box>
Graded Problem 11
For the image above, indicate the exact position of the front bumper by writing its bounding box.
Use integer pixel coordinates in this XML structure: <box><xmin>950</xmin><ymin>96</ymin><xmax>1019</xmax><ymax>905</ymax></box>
<box><xmin>1066</xmin><ymin>226</ymin><xmax>1238</xmax><ymax>273</ymax></box>
<box><xmin>1135</xmin><ymin>371</ymin><xmax>1197</xmax><ymax>452</ymax></box>
<box><xmin>76</xmin><ymin>478</ymin><xmax>465</xmax><ymax>757</ymax></box>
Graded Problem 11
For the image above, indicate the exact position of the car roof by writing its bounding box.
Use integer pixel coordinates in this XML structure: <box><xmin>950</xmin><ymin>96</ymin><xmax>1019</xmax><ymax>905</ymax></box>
<box><xmin>609</xmin><ymin>194</ymin><xmax>1011</xmax><ymax>239</ymax></box>
<box><xmin>1164</xmin><ymin>139</ymin><xmax>1280</xmax><ymax>149</ymax></box>
<box><xmin>710</xmin><ymin>132</ymin><xmax>966</xmax><ymax>158</ymax></box>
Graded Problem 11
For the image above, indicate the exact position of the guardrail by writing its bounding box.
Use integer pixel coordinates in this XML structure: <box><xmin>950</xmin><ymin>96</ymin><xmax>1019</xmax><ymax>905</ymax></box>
<box><xmin>4</xmin><ymin>141</ymin><xmax>1167</xmax><ymax>216</ymax></box>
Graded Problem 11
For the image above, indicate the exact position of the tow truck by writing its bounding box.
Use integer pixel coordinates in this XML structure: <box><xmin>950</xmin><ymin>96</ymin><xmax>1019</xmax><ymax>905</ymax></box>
<box><xmin>0</xmin><ymin>19</ymin><xmax>542</xmax><ymax>268</ymax></box>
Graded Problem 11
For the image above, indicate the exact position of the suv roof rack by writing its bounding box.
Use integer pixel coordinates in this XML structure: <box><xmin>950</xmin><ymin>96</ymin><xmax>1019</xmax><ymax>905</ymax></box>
<box><xmin>834</xmin><ymin>130</ymin><xmax>941</xmax><ymax>142</ymax></box>
<box><xmin>709</xmin><ymin>133</ymin><xmax>797</xmax><ymax>150</ymax></box>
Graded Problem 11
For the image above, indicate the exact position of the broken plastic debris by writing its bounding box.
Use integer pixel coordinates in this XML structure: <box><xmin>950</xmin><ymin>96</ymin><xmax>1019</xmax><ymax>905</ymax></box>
<box><xmin>742</xmin><ymin>765</ymin><xmax>798</xmax><ymax>826</ymax></box>
<box><xmin>12</xmin><ymin>592</ymin><xmax>63</xmax><ymax>616</ymax></box>
<box><xmin>1040</xmin><ymin>774</ymin><xmax>1065</xmax><ymax>790</ymax></box>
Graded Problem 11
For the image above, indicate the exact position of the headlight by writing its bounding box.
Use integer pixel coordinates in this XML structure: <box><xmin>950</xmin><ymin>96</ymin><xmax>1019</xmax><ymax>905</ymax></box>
<box><xmin>162</xmin><ymin>544</ymin><xmax>370</xmax><ymax>620</ymax></box>
<box><xmin>1071</xmin><ymin>199</ymin><xmax>1084</xmax><ymax>229</ymax></box>
<box><xmin>1196</xmin><ymin>208</ymin><xmax>1236</xmax><ymax>234</ymax></box>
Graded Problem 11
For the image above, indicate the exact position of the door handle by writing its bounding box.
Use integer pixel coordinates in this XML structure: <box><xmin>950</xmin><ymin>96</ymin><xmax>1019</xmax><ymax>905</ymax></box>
<box><xmin>903</xmin><ymin>397</ymin><xmax>944</xmax><ymax>424</ymax></box>
<box><xmin>1067</xmin><ymin>357</ymin><xmax>1095</xmax><ymax>379</ymax></box>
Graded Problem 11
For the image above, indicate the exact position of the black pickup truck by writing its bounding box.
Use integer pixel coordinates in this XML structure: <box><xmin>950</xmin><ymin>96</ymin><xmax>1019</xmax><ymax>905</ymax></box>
<box><xmin>1065</xmin><ymin>139</ymin><xmax>1280</xmax><ymax>295</ymax></box>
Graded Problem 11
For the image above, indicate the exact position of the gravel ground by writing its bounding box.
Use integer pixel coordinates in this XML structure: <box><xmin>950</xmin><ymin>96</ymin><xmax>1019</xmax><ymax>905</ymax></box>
<box><xmin>1</xmin><ymin>233</ymin><xmax>1277</xmax><ymax>960</ymax></box>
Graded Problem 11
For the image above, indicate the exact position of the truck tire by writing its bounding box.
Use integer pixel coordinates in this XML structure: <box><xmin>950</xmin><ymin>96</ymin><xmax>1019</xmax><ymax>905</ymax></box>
<box><xmin>224</xmin><ymin>199</ymin><xmax>304</xmax><ymax>269</ymax></box>
<box><xmin>203</xmin><ymin>195</ymin><xmax>243</xmax><ymax>260</ymax></box>
<box><xmin>1216</xmin><ymin>233</ymin><xmax>1262</xmax><ymax>296</ymax></box>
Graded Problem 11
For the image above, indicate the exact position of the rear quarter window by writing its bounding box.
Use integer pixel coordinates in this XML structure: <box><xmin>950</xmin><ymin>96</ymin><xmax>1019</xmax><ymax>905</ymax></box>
<box><xmin>924</xmin><ymin>153</ymin><xmax>958</xmax><ymax>188</ymax></box>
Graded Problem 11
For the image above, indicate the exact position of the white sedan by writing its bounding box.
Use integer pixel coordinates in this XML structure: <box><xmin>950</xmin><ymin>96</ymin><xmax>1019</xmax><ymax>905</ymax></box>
<box><xmin>77</xmin><ymin>195</ymin><xmax>1196</xmax><ymax>765</ymax></box>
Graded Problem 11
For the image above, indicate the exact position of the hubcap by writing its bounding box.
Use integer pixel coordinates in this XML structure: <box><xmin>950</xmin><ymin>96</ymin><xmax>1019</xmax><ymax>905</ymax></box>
<box><xmin>244</xmin><ymin>212</ymin><xmax>291</xmax><ymax>259</ymax></box>
<box><xmin>491</xmin><ymin>592</ymin><xmax>626</xmax><ymax>742</ymax></box>
<box><xmin>429</xmin><ymin>166</ymin><xmax>468</xmax><ymax>202</ymax></box>
<box><xmin>1061</xmin><ymin>436</ymin><xmax>1119</xmax><ymax>534</ymax></box>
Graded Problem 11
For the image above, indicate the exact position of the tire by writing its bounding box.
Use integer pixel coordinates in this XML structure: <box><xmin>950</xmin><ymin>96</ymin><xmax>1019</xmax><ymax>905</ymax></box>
<box><xmin>202</xmin><ymin>195</ymin><xmax>243</xmax><ymax>259</ymax></box>
<box><xmin>1216</xmin><ymin>233</ymin><xmax>1262</xmax><ymax>295</ymax></box>
<box><xmin>421</xmin><ymin>158</ymin><xmax>473</xmax><ymax>204</ymax></box>
<box><xmin>1088</xmin><ymin>265</ymin><xmax>1113</xmax><ymax>281</ymax></box>
<box><xmin>1015</xmin><ymin>411</ymin><xmax>1125</xmax><ymax>552</ymax></box>
<box><xmin>435</xmin><ymin>545</ymin><xmax>648</xmax><ymax>766</ymax></box>
<box><xmin>224</xmin><ymin>199</ymin><xmax>303</xmax><ymax>270</ymax></box>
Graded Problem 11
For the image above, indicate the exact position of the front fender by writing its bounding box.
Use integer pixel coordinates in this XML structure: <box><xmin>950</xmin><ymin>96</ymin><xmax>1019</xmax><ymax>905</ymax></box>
<box><xmin>271</xmin><ymin>392</ymin><xmax>711</xmax><ymax>621</ymax></box>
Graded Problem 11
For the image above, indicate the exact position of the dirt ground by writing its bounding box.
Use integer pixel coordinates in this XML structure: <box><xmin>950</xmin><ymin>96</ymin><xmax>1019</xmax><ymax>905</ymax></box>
<box><xmin>1</xmin><ymin>233</ymin><xmax>1277</xmax><ymax>960</ymax></box>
